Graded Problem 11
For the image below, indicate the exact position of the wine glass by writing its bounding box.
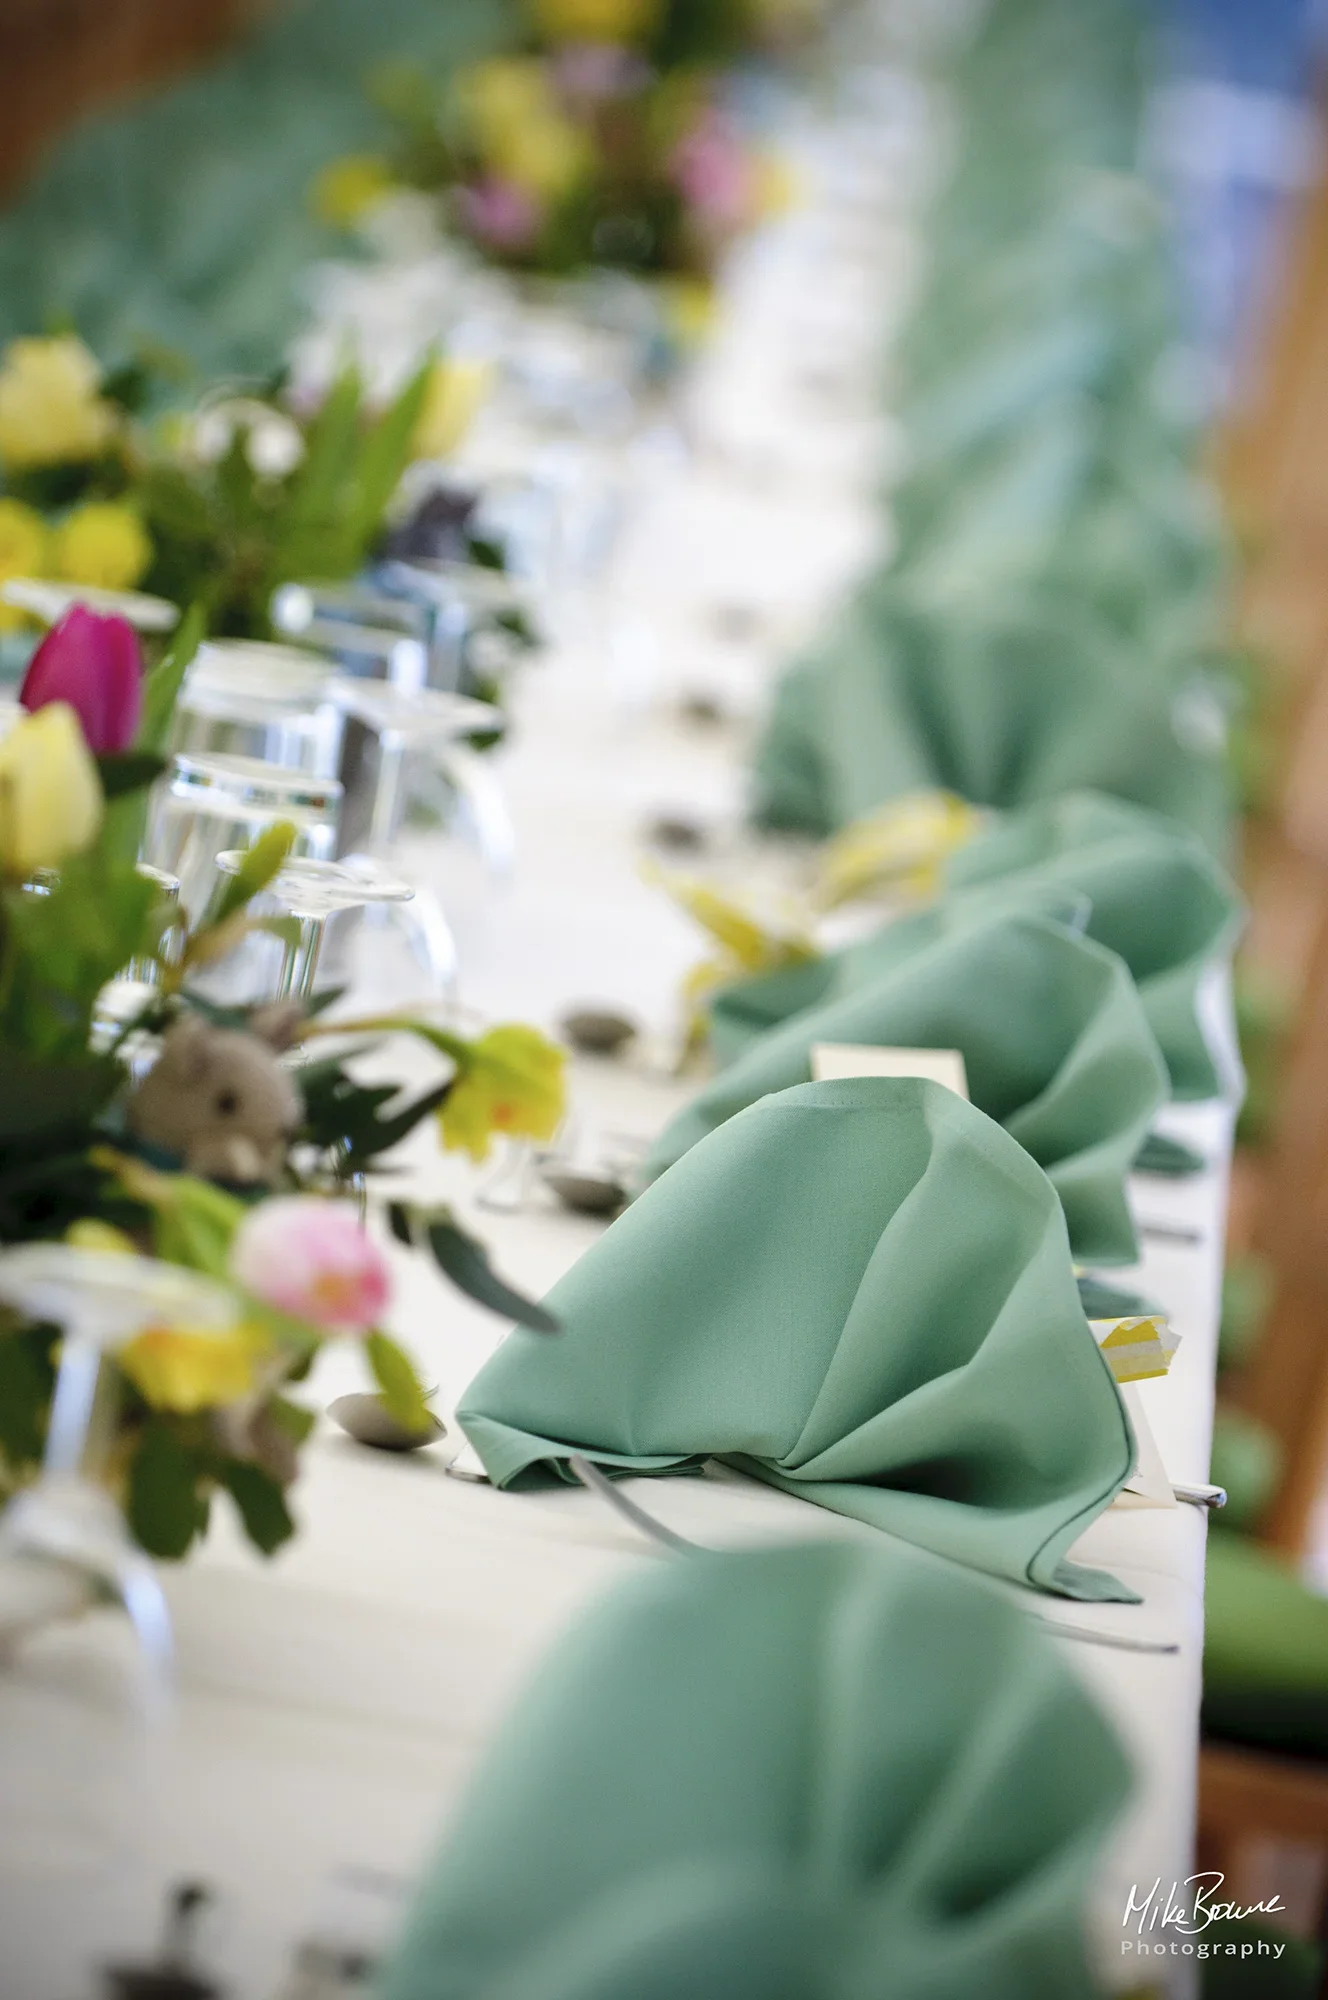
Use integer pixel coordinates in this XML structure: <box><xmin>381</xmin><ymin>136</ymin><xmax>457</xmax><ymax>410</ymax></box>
<box><xmin>215</xmin><ymin>850</ymin><xmax>415</xmax><ymax>1002</ymax></box>
<box><xmin>0</xmin><ymin>1243</ymin><xmax>239</xmax><ymax>1683</ymax></box>
<box><xmin>144</xmin><ymin>751</ymin><xmax>343</xmax><ymax>925</ymax></box>
<box><xmin>0</xmin><ymin>578</ymin><xmax>180</xmax><ymax>633</ymax></box>
<box><xmin>173</xmin><ymin>639</ymin><xmax>343</xmax><ymax>775</ymax></box>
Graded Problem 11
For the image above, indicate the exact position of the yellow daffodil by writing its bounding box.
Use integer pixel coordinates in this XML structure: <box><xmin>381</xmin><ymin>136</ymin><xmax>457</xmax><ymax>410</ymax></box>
<box><xmin>440</xmin><ymin>1024</ymin><xmax>567</xmax><ymax>1163</ymax></box>
<box><xmin>0</xmin><ymin>496</ymin><xmax>50</xmax><ymax>632</ymax></box>
<box><xmin>118</xmin><ymin>1321</ymin><xmax>269</xmax><ymax>1414</ymax></box>
<box><xmin>0</xmin><ymin>702</ymin><xmax>103</xmax><ymax>876</ymax></box>
<box><xmin>410</xmin><ymin>359</ymin><xmax>494</xmax><ymax>460</ymax></box>
<box><xmin>52</xmin><ymin>501</ymin><xmax>152</xmax><ymax>592</ymax></box>
<box><xmin>312</xmin><ymin>153</ymin><xmax>398</xmax><ymax>228</ymax></box>
<box><xmin>646</xmin><ymin>865</ymin><xmax>820</xmax><ymax>1055</ymax></box>
<box><xmin>529</xmin><ymin>0</ymin><xmax>662</xmax><ymax>41</ymax></box>
<box><xmin>817</xmin><ymin>791</ymin><xmax>985</xmax><ymax>909</ymax></box>
<box><xmin>0</xmin><ymin>335</ymin><xmax>116</xmax><ymax>470</ymax></box>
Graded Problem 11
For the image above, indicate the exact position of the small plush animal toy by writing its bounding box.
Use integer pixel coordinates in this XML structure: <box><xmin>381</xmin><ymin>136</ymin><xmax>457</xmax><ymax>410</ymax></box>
<box><xmin>126</xmin><ymin>1011</ymin><xmax>302</xmax><ymax>1186</ymax></box>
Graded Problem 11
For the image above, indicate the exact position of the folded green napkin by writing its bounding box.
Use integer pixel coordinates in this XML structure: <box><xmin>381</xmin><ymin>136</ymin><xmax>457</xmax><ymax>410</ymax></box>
<box><xmin>715</xmin><ymin>793</ymin><xmax>1240</xmax><ymax>1103</ymax></box>
<box><xmin>460</xmin><ymin>1077</ymin><xmax>1137</xmax><ymax>1601</ymax></box>
<box><xmin>942</xmin><ymin>792</ymin><xmax>1244</xmax><ymax>1097</ymax></box>
<box><xmin>751</xmin><ymin>594</ymin><xmax>1232</xmax><ymax>853</ymax></box>
<box><xmin>380</xmin><ymin>1539</ymin><xmax>1130</xmax><ymax>2000</ymax></box>
<box><xmin>644</xmin><ymin>913</ymin><xmax>1166</xmax><ymax>1267</ymax></box>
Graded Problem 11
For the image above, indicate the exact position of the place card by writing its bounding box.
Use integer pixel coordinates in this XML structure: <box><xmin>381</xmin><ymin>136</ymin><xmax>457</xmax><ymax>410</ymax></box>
<box><xmin>810</xmin><ymin>1043</ymin><xmax>970</xmax><ymax>1098</ymax></box>
<box><xmin>1089</xmin><ymin>1315</ymin><xmax>1181</xmax><ymax>1386</ymax></box>
<box><xmin>1114</xmin><ymin>1382</ymin><xmax>1179</xmax><ymax>1509</ymax></box>
<box><xmin>1089</xmin><ymin>1317</ymin><xmax>1180</xmax><ymax>1509</ymax></box>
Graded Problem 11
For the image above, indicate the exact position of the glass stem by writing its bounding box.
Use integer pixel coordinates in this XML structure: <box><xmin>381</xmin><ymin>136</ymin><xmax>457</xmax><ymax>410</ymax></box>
<box><xmin>370</xmin><ymin>733</ymin><xmax>407</xmax><ymax>851</ymax></box>
<box><xmin>43</xmin><ymin>1331</ymin><xmax>105</xmax><ymax>1478</ymax></box>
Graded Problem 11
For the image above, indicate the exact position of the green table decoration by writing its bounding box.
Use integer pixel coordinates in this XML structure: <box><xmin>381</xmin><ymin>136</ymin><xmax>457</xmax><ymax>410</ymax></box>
<box><xmin>460</xmin><ymin>1077</ymin><xmax>1138</xmax><ymax>1601</ymax></box>
<box><xmin>943</xmin><ymin>791</ymin><xmax>1243</xmax><ymax>1098</ymax></box>
<box><xmin>380</xmin><ymin>1539</ymin><xmax>1131</xmax><ymax>2000</ymax></box>
<box><xmin>713</xmin><ymin>792</ymin><xmax>1241</xmax><ymax>1102</ymax></box>
<box><xmin>644</xmin><ymin>912</ymin><xmax>1166</xmax><ymax>1267</ymax></box>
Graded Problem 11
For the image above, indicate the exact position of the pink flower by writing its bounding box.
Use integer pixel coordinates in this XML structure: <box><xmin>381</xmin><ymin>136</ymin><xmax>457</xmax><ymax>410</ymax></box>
<box><xmin>232</xmin><ymin>1197</ymin><xmax>392</xmax><ymax>1335</ymax></box>
<box><xmin>20</xmin><ymin>605</ymin><xmax>143</xmax><ymax>754</ymax></box>
<box><xmin>670</xmin><ymin>113</ymin><xmax>753</xmax><ymax>230</ymax></box>
<box><xmin>456</xmin><ymin>178</ymin><xmax>544</xmax><ymax>253</ymax></box>
<box><xmin>551</xmin><ymin>43</ymin><xmax>649</xmax><ymax>103</ymax></box>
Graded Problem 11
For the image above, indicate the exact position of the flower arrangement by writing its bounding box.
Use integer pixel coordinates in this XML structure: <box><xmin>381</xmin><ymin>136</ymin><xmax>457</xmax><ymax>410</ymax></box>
<box><xmin>322</xmin><ymin>49</ymin><xmax>788</xmax><ymax>285</ymax></box>
<box><xmin>0</xmin><ymin>335</ymin><xmax>494</xmax><ymax>643</ymax></box>
<box><xmin>0</xmin><ymin>604</ymin><xmax>567</xmax><ymax>1561</ymax></box>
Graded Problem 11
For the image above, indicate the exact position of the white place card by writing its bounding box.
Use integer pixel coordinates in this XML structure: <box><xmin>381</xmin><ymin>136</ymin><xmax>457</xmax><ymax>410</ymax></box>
<box><xmin>810</xmin><ymin>1042</ymin><xmax>970</xmax><ymax>1099</ymax></box>
<box><xmin>1115</xmin><ymin>1382</ymin><xmax>1179</xmax><ymax>1510</ymax></box>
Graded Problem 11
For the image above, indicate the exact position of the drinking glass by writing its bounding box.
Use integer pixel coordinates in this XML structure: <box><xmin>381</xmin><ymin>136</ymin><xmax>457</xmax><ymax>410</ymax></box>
<box><xmin>144</xmin><ymin>752</ymin><xmax>342</xmax><ymax>925</ymax></box>
<box><xmin>216</xmin><ymin>851</ymin><xmax>415</xmax><ymax>1002</ymax></box>
<box><xmin>173</xmin><ymin>640</ymin><xmax>343</xmax><ymax>776</ymax></box>
<box><xmin>0</xmin><ymin>577</ymin><xmax>180</xmax><ymax>633</ymax></box>
<box><xmin>0</xmin><ymin>1243</ymin><xmax>238</xmax><ymax>1680</ymax></box>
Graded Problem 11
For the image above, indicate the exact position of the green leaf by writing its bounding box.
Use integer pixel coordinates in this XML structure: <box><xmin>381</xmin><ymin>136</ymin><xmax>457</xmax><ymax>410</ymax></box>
<box><xmin>365</xmin><ymin>1329</ymin><xmax>431</xmax><ymax>1432</ymax></box>
<box><xmin>126</xmin><ymin>1420</ymin><xmax>210</xmax><ymax>1560</ymax></box>
<box><xmin>266</xmin><ymin>1395</ymin><xmax>317</xmax><ymax>1448</ymax></box>
<box><xmin>0</xmin><ymin>1321</ymin><xmax>56</xmax><ymax>1468</ymax></box>
<box><xmin>346</xmin><ymin>357</ymin><xmax>433</xmax><ymax>551</ymax></box>
<box><xmin>0</xmin><ymin>1049</ymin><xmax>122</xmax><ymax>1144</ymax></box>
<box><xmin>137</xmin><ymin>603</ymin><xmax>204</xmax><ymax>754</ymax></box>
<box><xmin>198</xmin><ymin>819</ymin><xmax>296</xmax><ymax>930</ymax></box>
<box><xmin>426</xmin><ymin>1217</ymin><xmax>559</xmax><ymax>1332</ymax></box>
<box><xmin>94</xmin><ymin>751</ymin><xmax>167</xmax><ymax>801</ymax></box>
<box><xmin>218</xmin><ymin>1458</ymin><xmax>296</xmax><ymax>1557</ymax></box>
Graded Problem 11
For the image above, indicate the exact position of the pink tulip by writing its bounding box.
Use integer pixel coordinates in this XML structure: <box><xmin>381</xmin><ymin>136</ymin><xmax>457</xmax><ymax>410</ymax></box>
<box><xmin>232</xmin><ymin>1197</ymin><xmax>392</xmax><ymax>1335</ymax></box>
<box><xmin>20</xmin><ymin>605</ymin><xmax>144</xmax><ymax>754</ymax></box>
<box><xmin>456</xmin><ymin>178</ymin><xmax>544</xmax><ymax>253</ymax></box>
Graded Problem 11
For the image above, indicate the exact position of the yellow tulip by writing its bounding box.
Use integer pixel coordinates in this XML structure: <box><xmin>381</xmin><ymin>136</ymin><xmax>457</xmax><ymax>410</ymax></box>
<box><xmin>410</xmin><ymin>359</ymin><xmax>494</xmax><ymax>460</ymax></box>
<box><xmin>0</xmin><ymin>496</ymin><xmax>50</xmax><ymax>633</ymax></box>
<box><xmin>498</xmin><ymin>115</ymin><xmax>592</xmax><ymax>201</ymax></box>
<box><xmin>118</xmin><ymin>1322</ymin><xmax>268</xmax><ymax>1414</ymax></box>
<box><xmin>0</xmin><ymin>702</ymin><xmax>103</xmax><ymax>877</ymax></box>
<box><xmin>0</xmin><ymin>336</ymin><xmax>116</xmax><ymax>470</ymax></box>
<box><xmin>439</xmin><ymin>1024</ymin><xmax>567</xmax><ymax>1163</ymax></box>
<box><xmin>530</xmin><ymin>0</ymin><xmax>662</xmax><ymax>40</ymax></box>
<box><xmin>53</xmin><ymin>501</ymin><xmax>152</xmax><ymax>592</ymax></box>
<box><xmin>312</xmin><ymin>153</ymin><xmax>397</xmax><ymax>228</ymax></box>
<box><xmin>459</xmin><ymin>59</ymin><xmax>558</xmax><ymax>148</ymax></box>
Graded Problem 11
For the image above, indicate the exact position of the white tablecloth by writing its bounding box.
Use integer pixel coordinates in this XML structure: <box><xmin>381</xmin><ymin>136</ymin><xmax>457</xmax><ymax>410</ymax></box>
<box><xmin>0</xmin><ymin>87</ymin><xmax>1229</xmax><ymax>2000</ymax></box>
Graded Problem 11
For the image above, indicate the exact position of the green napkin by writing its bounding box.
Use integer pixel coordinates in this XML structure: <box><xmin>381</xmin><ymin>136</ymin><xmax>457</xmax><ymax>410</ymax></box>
<box><xmin>943</xmin><ymin>792</ymin><xmax>1244</xmax><ymax>1097</ymax></box>
<box><xmin>379</xmin><ymin>1540</ymin><xmax>1130</xmax><ymax>2000</ymax></box>
<box><xmin>644</xmin><ymin>913</ymin><xmax>1166</xmax><ymax>1267</ymax></box>
<box><xmin>460</xmin><ymin>1077</ymin><xmax>1137</xmax><ymax>1601</ymax></box>
<box><xmin>751</xmin><ymin>596</ymin><xmax>1232</xmax><ymax>853</ymax></box>
<box><xmin>714</xmin><ymin>793</ymin><xmax>1241</xmax><ymax>1102</ymax></box>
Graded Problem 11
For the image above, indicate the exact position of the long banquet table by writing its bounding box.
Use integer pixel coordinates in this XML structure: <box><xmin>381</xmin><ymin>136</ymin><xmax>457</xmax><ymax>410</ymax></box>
<box><xmin>0</xmin><ymin>81</ymin><xmax>1232</xmax><ymax>2000</ymax></box>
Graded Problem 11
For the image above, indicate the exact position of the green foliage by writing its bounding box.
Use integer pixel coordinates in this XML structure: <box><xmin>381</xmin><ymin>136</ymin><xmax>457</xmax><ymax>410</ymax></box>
<box><xmin>366</xmin><ymin>1327</ymin><xmax>432</xmax><ymax>1433</ymax></box>
<box><xmin>139</xmin><ymin>362</ymin><xmax>431</xmax><ymax>637</ymax></box>
<box><xmin>218</xmin><ymin>1457</ymin><xmax>296</xmax><ymax>1555</ymax></box>
<box><xmin>136</xmin><ymin>603</ymin><xmax>205</xmax><ymax>755</ymax></box>
<box><xmin>0</xmin><ymin>1317</ymin><xmax>56</xmax><ymax>1478</ymax></box>
<box><xmin>388</xmin><ymin>1198</ymin><xmax>558</xmax><ymax>1332</ymax></box>
<box><xmin>127</xmin><ymin>1419</ymin><xmax>212</xmax><ymax>1559</ymax></box>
